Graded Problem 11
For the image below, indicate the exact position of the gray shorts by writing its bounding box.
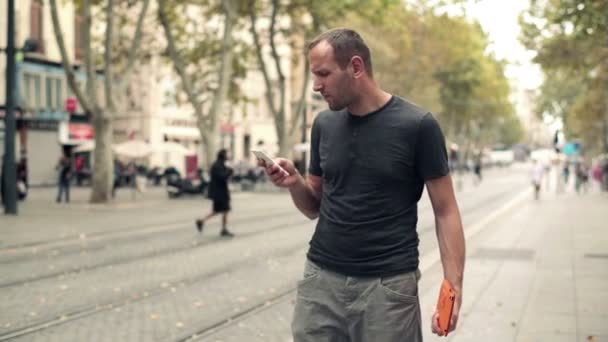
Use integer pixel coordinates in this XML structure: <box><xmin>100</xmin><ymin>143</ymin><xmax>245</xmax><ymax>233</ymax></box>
<box><xmin>292</xmin><ymin>259</ymin><xmax>422</xmax><ymax>342</ymax></box>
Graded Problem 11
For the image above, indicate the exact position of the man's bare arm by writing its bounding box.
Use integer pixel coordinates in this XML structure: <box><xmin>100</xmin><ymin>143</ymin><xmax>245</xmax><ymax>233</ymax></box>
<box><xmin>426</xmin><ymin>174</ymin><xmax>465</xmax><ymax>334</ymax></box>
<box><xmin>289</xmin><ymin>174</ymin><xmax>322</xmax><ymax>220</ymax></box>
<box><xmin>426</xmin><ymin>175</ymin><xmax>465</xmax><ymax>291</ymax></box>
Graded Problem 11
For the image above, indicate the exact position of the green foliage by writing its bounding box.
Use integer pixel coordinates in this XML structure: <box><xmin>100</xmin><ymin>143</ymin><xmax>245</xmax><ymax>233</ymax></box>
<box><xmin>336</xmin><ymin>6</ymin><xmax>517</xmax><ymax>146</ymax></box>
<box><xmin>520</xmin><ymin>0</ymin><xmax>608</xmax><ymax>152</ymax></box>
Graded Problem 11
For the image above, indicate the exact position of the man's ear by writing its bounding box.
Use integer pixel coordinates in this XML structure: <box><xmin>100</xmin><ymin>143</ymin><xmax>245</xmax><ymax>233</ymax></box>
<box><xmin>350</xmin><ymin>56</ymin><xmax>365</xmax><ymax>78</ymax></box>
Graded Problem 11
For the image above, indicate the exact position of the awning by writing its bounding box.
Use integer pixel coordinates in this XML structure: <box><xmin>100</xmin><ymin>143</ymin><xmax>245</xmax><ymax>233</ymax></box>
<box><xmin>163</xmin><ymin>126</ymin><xmax>200</xmax><ymax>141</ymax></box>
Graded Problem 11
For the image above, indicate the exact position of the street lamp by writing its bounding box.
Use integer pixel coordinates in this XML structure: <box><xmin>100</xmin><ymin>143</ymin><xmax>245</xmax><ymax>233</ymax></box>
<box><xmin>2</xmin><ymin>0</ymin><xmax>38</xmax><ymax>214</ymax></box>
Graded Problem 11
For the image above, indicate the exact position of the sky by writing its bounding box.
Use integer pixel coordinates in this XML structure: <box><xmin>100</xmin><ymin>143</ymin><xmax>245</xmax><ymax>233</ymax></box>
<box><xmin>465</xmin><ymin>0</ymin><xmax>544</xmax><ymax>90</ymax></box>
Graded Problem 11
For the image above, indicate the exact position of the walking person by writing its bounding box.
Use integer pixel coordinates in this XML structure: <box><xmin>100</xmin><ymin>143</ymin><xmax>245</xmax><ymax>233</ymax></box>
<box><xmin>195</xmin><ymin>149</ymin><xmax>234</xmax><ymax>237</ymax></box>
<box><xmin>472</xmin><ymin>151</ymin><xmax>483</xmax><ymax>186</ymax></box>
<box><xmin>259</xmin><ymin>28</ymin><xmax>465</xmax><ymax>341</ymax></box>
<box><xmin>531</xmin><ymin>159</ymin><xmax>544</xmax><ymax>200</ymax></box>
<box><xmin>56</xmin><ymin>154</ymin><xmax>71</xmax><ymax>203</ymax></box>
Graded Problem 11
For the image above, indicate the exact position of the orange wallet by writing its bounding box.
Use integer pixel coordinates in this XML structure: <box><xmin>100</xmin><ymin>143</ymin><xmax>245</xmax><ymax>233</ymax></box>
<box><xmin>436</xmin><ymin>279</ymin><xmax>456</xmax><ymax>336</ymax></box>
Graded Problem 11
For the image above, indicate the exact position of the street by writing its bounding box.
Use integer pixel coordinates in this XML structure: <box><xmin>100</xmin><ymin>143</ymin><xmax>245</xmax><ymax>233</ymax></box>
<box><xmin>0</xmin><ymin>165</ymin><xmax>606</xmax><ymax>342</ymax></box>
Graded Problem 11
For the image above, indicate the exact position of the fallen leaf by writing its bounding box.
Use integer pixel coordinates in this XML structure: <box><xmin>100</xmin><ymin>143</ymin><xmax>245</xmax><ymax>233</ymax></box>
<box><xmin>587</xmin><ymin>336</ymin><xmax>596</xmax><ymax>342</ymax></box>
<box><xmin>150</xmin><ymin>314</ymin><xmax>159</xmax><ymax>320</ymax></box>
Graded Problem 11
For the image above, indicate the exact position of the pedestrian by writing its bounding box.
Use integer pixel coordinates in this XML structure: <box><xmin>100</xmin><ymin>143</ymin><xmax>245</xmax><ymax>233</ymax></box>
<box><xmin>260</xmin><ymin>28</ymin><xmax>465</xmax><ymax>341</ymax></box>
<box><xmin>575</xmin><ymin>162</ymin><xmax>588</xmax><ymax>194</ymax></box>
<box><xmin>195</xmin><ymin>149</ymin><xmax>234</xmax><ymax>237</ymax></box>
<box><xmin>531</xmin><ymin>159</ymin><xmax>544</xmax><ymax>200</ymax></box>
<box><xmin>591</xmin><ymin>160</ymin><xmax>603</xmax><ymax>192</ymax></box>
<box><xmin>74</xmin><ymin>154</ymin><xmax>85</xmax><ymax>186</ymax></box>
<box><xmin>16</xmin><ymin>157</ymin><xmax>28</xmax><ymax>200</ymax></box>
<box><xmin>55</xmin><ymin>154</ymin><xmax>71</xmax><ymax>203</ymax></box>
<box><xmin>112</xmin><ymin>160</ymin><xmax>122</xmax><ymax>198</ymax></box>
<box><xmin>473</xmin><ymin>151</ymin><xmax>482</xmax><ymax>185</ymax></box>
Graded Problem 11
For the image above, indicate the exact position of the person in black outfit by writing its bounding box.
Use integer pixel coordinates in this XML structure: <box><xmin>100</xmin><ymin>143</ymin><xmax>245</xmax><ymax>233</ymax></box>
<box><xmin>56</xmin><ymin>154</ymin><xmax>71</xmax><ymax>203</ymax></box>
<box><xmin>195</xmin><ymin>149</ymin><xmax>234</xmax><ymax>237</ymax></box>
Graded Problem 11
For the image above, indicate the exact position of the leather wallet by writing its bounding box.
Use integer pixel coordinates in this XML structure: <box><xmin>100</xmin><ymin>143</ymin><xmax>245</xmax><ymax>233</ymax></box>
<box><xmin>437</xmin><ymin>279</ymin><xmax>456</xmax><ymax>336</ymax></box>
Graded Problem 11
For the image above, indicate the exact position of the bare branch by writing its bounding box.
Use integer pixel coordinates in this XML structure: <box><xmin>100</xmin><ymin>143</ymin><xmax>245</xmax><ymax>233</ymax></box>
<box><xmin>207</xmin><ymin>0</ymin><xmax>236</xmax><ymax>128</ymax></box>
<box><xmin>248</xmin><ymin>0</ymin><xmax>278</xmax><ymax>118</ymax></box>
<box><xmin>84</xmin><ymin>0</ymin><xmax>98</xmax><ymax>109</ymax></box>
<box><xmin>289</xmin><ymin>57</ymin><xmax>309</xmax><ymax>136</ymax></box>
<box><xmin>119</xmin><ymin>0</ymin><xmax>151</xmax><ymax>89</ymax></box>
<box><xmin>158</xmin><ymin>0</ymin><xmax>204</xmax><ymax>119</ymax></box>
<box><xmin>49</xmin><ymin>0</ymin><xmax>92</xmax><ymax>113</ymax></box>
<box><xmin>269</xmin><ymin>0</ymin><xmax>285</xmax><ymax>85</ymax></box>
<box><xmin>104</xmin><ymin>0</ymin><xmax>114</xmax><ymax>110</ymax></box>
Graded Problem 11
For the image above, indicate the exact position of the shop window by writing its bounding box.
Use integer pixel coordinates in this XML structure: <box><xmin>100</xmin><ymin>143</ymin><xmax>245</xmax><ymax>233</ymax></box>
<box><xmin>33</xmin><ymin>74</ymin><xmax>42</xmax><ymax>109</ymax></box>
<box><xmin>55</xmin><ymin>79</ymin><xmax>63</xmax><ymax>110</ymax></box>
<box><xmin>46</xmin><ymin>77</ymin><xmax>53</xmax><ymax>109</ymax></box>
<box><xmin>22</xmin><ymin>73</ymin><xmax>33</xmax><ymax>107</ymax></box>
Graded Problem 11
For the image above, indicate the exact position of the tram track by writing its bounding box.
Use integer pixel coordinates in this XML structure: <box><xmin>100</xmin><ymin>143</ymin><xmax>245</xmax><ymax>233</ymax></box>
<box><xmin>0</xmin><ymin>179</ymin><xmax>529</xmax><ymax>341</ymax></box>
<box><xmin>1</xmin><ymin>184</ymin><xmax>523</xmax><ymax>290</ymax></box>
<box><xmin>0</xmin><ymin>208</ymin><xmax>295</xmax><ymax>264</ymax></box>
<box><xmin>0</xmin><ymin>227</ymin><xmax>313</xmax><ymax>341</ymax></box>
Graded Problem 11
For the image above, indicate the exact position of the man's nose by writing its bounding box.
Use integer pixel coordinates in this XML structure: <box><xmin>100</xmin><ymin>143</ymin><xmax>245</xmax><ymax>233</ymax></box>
<box><xmin>313</xmin><ymin>80</ymin><xmax>323</xmax><ymax>92</ymax></box>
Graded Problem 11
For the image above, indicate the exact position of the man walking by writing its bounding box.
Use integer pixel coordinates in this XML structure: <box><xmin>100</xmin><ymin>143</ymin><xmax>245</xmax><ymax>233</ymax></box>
<box><xmin>261</xmin><ymin>28</ymin><xmax>465</xmax><ymax>341</ymax></box>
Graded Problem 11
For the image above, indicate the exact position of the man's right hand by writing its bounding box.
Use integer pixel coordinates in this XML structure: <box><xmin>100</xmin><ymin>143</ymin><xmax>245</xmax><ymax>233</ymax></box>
<box><xmin>259</xmin><ymin>158</ymin><xmax>300</xmax><ymax>188</ymax></box>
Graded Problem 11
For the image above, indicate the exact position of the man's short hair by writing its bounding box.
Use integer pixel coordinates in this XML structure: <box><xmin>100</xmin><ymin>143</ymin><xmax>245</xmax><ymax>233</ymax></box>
<box><xmin>307</xmin><ymin>28</ymin><xmax>373</xmax><ymax>76</ymax></box>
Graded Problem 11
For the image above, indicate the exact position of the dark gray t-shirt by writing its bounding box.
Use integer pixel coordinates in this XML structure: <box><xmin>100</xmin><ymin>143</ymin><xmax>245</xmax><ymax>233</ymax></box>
<box><xmin>307</xmin><ymin>96</ymin><xmax>449</xmax><ymax>277</ymax></box>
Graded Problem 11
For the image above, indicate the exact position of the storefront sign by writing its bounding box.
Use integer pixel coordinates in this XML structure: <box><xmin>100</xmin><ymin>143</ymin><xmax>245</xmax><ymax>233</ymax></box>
<box><xmin>59</xmin><ymin>121</ymin><xmax>95</xmax><ymax>145</ymax></box>
<box><xmin>69</xmin><ymin>123</ymin><xmax>94</xmax><ymax>140</ymax></box>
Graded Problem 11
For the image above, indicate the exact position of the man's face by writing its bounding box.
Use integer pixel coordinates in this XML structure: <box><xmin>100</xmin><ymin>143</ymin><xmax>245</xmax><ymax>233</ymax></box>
<box><xmin>309</xmin><ymin>41</ymin><xmax>354</xmax><ymax>111</ymax></box>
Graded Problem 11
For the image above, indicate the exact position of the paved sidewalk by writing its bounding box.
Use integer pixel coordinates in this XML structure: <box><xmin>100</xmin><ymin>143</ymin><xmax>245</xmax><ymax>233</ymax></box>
<box><xmin>200</xmin><ymin>190</ymin><xmax>607</xmax><ymax>342</ymax></box>
<box><xmin>421</xmin><ymin>190</ymin><xmax>608</xmax><ymax>342</ymax></box>
<box><xmin>0</xmin><ymin>185</ymin><xmax>286</xmax><ymax>248</ymax></box>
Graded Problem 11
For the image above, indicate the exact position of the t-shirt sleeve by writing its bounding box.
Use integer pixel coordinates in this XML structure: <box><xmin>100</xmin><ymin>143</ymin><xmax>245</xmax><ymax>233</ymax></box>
<box><xmin>308</xmin><ymin>115</ymin><xmax>322</xmax><ymax>176</ymax></box>
<box><xmin>415</xmin><ymin>113</ymin><xmax>449</xmax><ymax>180</ymax></box>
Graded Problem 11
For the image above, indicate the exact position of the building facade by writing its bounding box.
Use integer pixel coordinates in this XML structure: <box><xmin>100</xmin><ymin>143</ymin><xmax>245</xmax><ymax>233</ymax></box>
<box><xmin>2</xmin><ymin>0</ymin><xmax>320</xmax><ymax>184</ymax></box>
<box><xmin>1</xmin><ymin>0</ymin><xmax>95</xmax><ymax>185</ymax></box>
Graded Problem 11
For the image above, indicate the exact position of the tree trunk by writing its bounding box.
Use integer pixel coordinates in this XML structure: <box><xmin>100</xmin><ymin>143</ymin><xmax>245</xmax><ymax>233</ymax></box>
<box><xmin>90</xmin><ymin>111</ymin><xmax>113</xmax><ymax>202</ymax></box>
<box><xmin>204</xmin><ymin>0</ymin><xmax>236</xmax><ymax>166</ymax></box>
<box><xmin>276</xmin><ymin>115</ymin><xmax>289</xmax><ymax>157</ymax></box>
<box><xmin>159</xmin><ymin>0</ymin><xmax>234</xmax><ymax>169</ymax></box>
<box><xmin>604</xmin><ymin>63</ymin><xmax>608</xmax><ymax>153</ymax></box>
<box><xmin>198</xmin><ymin>120</ymin><xmax>215</xmax><ymax>169</ymax></box>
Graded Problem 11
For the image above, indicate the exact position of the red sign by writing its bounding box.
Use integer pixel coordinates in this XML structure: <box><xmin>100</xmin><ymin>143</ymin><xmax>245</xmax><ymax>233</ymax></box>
<box><xmin>65</xmin><ymin>97</ymin><xmax>78</xmax><ymax>113</ymax></box>
<box><xmin>221</xmin><ymin>123</ymin><xmax>235</xmax><ymax>134</ymax></box>
<box><xmin>69</xmin><ymin>123</ymin><xmax>94</xmax><ymax>140</ymax></box>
